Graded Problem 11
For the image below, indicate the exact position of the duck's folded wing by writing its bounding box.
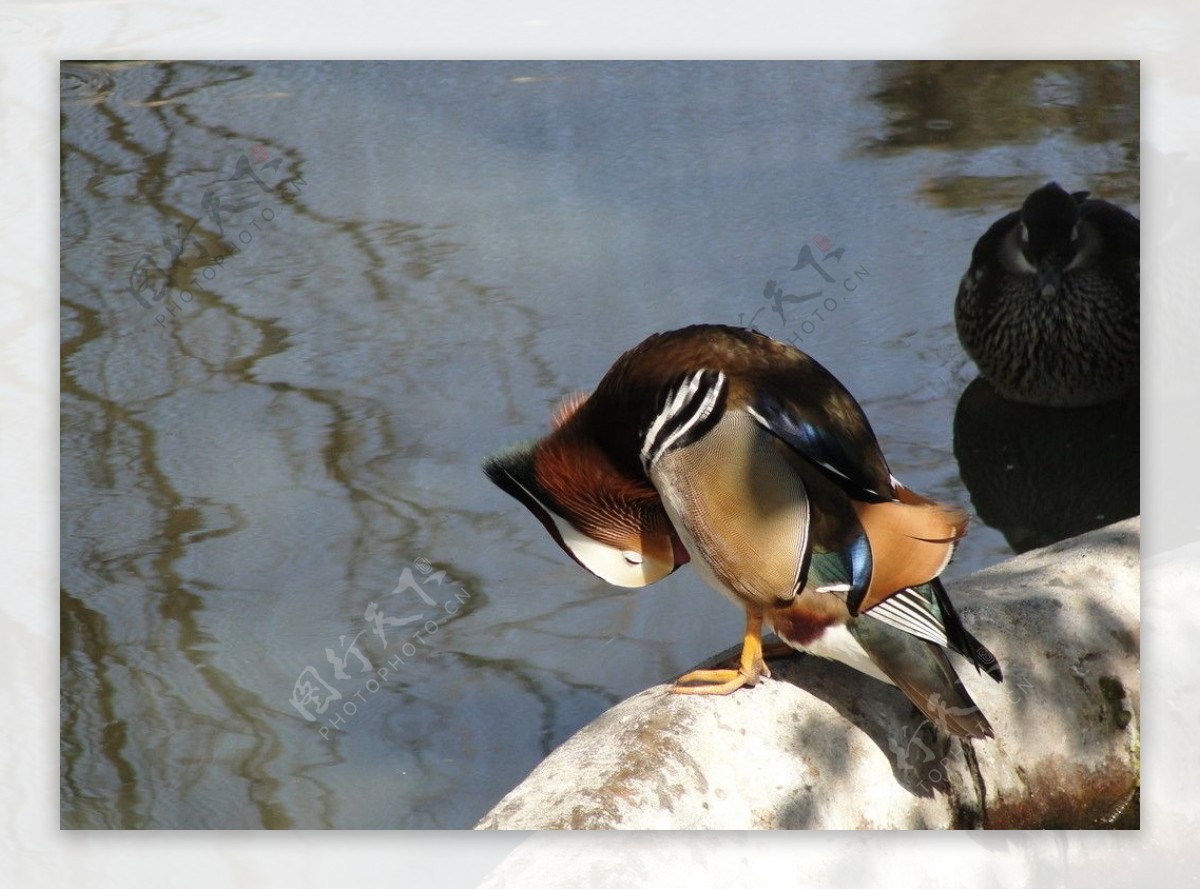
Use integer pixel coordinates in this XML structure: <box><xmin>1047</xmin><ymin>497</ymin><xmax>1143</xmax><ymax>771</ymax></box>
<box><xmin>850</xmin><ymin>613</ymin><xmax>995</xmax><ymax>738</ymax></box>
<box><xmin>748</xmin><ymin>389</ymin><xmax>892</xmax><ymax>503</ymax></box>
<box><xmin>1081</xmin><ymin>198</ymin><xmax>1140</xmax><ymax>302</ymax></box>
<box><xmin>747</xmin><ymin>389</ymin><xmax>967</xmax><ymax>615</ymax></box>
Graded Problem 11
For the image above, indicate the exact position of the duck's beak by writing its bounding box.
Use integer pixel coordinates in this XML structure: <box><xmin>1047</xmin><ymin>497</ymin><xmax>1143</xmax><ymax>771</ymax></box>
<box><xmin>1037</xmin><ymin>257</ymin><xmax>1062</xmax><ymax>298</ymax></box>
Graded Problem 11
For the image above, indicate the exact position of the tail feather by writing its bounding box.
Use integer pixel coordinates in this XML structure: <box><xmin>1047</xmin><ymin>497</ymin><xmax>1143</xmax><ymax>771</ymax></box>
<box><xmin>928</xmin><ymin>577</ymin><xmax>1003</xmax><ymax>682</ymax></box>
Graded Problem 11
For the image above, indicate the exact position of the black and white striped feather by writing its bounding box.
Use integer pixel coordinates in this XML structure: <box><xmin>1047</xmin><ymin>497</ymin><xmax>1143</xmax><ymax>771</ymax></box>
<box><xmin>640</xmin><ymin>369</ymin><xmax>728</xmax><ymax>469</ymax></box>
<box><xmin>864</xmin><ymin>586</ymin><xmax>949</xmax><ymax>649</ymax></box>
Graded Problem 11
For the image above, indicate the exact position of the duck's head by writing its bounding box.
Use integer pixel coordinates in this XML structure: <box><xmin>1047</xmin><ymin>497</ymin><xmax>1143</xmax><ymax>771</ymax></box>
<box><xmin>1018</xmin><ymin>182</ymin><xmax>1088</xmax><ymax>297</ymax></box>
<box><xmin>483</xmin><ymin>396</ymin><xmax>687</xmax><ymax>588</ymax></box>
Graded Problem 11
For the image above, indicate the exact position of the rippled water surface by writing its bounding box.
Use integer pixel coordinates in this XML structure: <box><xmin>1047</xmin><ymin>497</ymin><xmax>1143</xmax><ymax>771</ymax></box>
<box><xmin>60</xmin><ymin>60</ymin><xmax>1139</xmax><ymax>828</ymax></box>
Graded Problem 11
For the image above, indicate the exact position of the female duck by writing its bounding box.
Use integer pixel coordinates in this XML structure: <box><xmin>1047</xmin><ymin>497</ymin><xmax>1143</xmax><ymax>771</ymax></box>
<box><xmin>954</xmin><ymin>182</ymin><xmax>1139</xmax><ymax>407</ymax></box>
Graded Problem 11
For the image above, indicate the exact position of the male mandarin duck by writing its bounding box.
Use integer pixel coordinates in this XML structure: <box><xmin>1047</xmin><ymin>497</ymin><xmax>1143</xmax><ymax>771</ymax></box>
<box><xmin>955</xmin><ymin>181</ymin><xmax>1140</xmax><ymax>408</ymax></box>
<box><xmin>484</xmin><ymin>324</ymin><xmax>1002</xmax><ymax>738</ymax></box>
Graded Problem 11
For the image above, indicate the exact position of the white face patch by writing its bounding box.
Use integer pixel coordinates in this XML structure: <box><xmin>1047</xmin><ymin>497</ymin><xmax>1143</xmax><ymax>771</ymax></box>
<box><xmin>1064</xmin><ymin>220</ymin><xmax>1097</xmax><ymax>272</ymax></box>
<box><xmin>549</xmin><ymin>511</ymin><xmax>659</xmax><ymax>587</ymax></box>
<box><xmin>1013</xmin><ymin>251</ymin><xmax>1037</xmax><ymax>274</ymax></box>
<box><xmin>505</xmin><ymin>474</ymin><xmax>666</xmax><ymax>588</ymax></box>
<box><xmin>1001</xmin><ymin>233</ymin><xmax>1038</xmax><ymax>275</ymax></box>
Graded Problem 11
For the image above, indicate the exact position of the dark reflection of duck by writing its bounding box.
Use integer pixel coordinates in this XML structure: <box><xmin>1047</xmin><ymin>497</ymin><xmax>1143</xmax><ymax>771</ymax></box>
<box><xmin>954</xmin><ymin>182</ymin><xmax>1139</xmax><ymax>408</ymax></box>
<box><xmin>953</xmin><ymin>376</ymin><xmax>1138</xmax><ymax>554</ymax></box>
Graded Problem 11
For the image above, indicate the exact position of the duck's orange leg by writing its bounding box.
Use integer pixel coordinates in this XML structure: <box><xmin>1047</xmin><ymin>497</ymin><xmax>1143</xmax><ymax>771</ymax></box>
<box><xmin>761</xmin><ymin>639</ymin><xmax>796</xmax><ymax>660</ymax></box>
<box><xmin>672</xmin><ymin>612</ymin><xmax>770</xmax><ymax>695</ymax></box>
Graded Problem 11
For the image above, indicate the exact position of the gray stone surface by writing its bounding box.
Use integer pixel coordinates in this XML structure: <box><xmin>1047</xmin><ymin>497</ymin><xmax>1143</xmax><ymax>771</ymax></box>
<box><xmin>476</xmin><ymin>519</ymin><xmax>1140</xmax><ymax>830</ymax></box>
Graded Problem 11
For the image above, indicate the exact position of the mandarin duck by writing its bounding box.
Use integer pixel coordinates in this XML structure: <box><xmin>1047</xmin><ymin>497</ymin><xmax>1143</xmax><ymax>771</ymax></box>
<box><xmin>955</xmin><ymin>181</ymin><xmax>1139</xmax><ymax>408</ymax></box>
<box><xmin>484</xmin><ymin>324</ymin><xmax>1002</xmax><ymax>738</ymax></box>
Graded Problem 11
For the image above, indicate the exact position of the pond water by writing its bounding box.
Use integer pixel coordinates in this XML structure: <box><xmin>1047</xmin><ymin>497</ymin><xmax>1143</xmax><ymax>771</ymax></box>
<box><xmin>60</xmin><ymin>60</ymin><xmax>1139</xmax><ymax>829</ymax></box>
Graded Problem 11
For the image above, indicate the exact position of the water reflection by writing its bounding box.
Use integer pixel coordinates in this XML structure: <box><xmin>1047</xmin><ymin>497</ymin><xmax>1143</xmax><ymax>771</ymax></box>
<box><xmin>60</xmin><ymin>60</ymin><xmax>1138</xmax><ymax>829</ymax></box>
<box><xmin>61</xmin><ymin>60</ymin><xmax>555</xmax><ymax>828</ymax></box>
<box><xmin>953</xmin><ymin>379</ymin><xmax>1139</xmax><ymax>553</ymax></box>
<box><xmin>863</xmin><ymin>61</ymin><xmax>1139</xmax><ymax>209</ymax></box>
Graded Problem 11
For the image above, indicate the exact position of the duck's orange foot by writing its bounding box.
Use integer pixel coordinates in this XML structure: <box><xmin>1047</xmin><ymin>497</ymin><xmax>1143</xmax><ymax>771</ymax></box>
<box><xmin>671</xmin><ymin>612</ymin><xmax>772</xmax><ymax>695</ymax></box>
<box><xmin>671</xmin><ymin>664</ymin><xmax>768</xmax><ymax>695</ymax></box>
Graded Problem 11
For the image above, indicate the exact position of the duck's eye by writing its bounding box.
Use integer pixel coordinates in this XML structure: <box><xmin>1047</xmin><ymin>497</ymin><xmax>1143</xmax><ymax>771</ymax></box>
<box><xmin>1070</xmin><ymin>224</ymin><xmax>1079</xmax><ymax>242</ymax></box>
<box><xmin>621</xmin><ymin>550</ymin><xmax>643</xmax><ymax>566</ymax></box>
<box><xmin>1020</xmin><ymin>223</ymin><xmax>1029</xmax><ymax>243</ymax></box>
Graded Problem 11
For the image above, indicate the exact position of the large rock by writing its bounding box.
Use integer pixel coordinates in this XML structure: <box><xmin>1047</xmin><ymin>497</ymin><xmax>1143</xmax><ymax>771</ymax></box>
<box><xmin>476</xmin><ymin>519</ymin><xmax>1140</xmax><ymax>830</ymax></box>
